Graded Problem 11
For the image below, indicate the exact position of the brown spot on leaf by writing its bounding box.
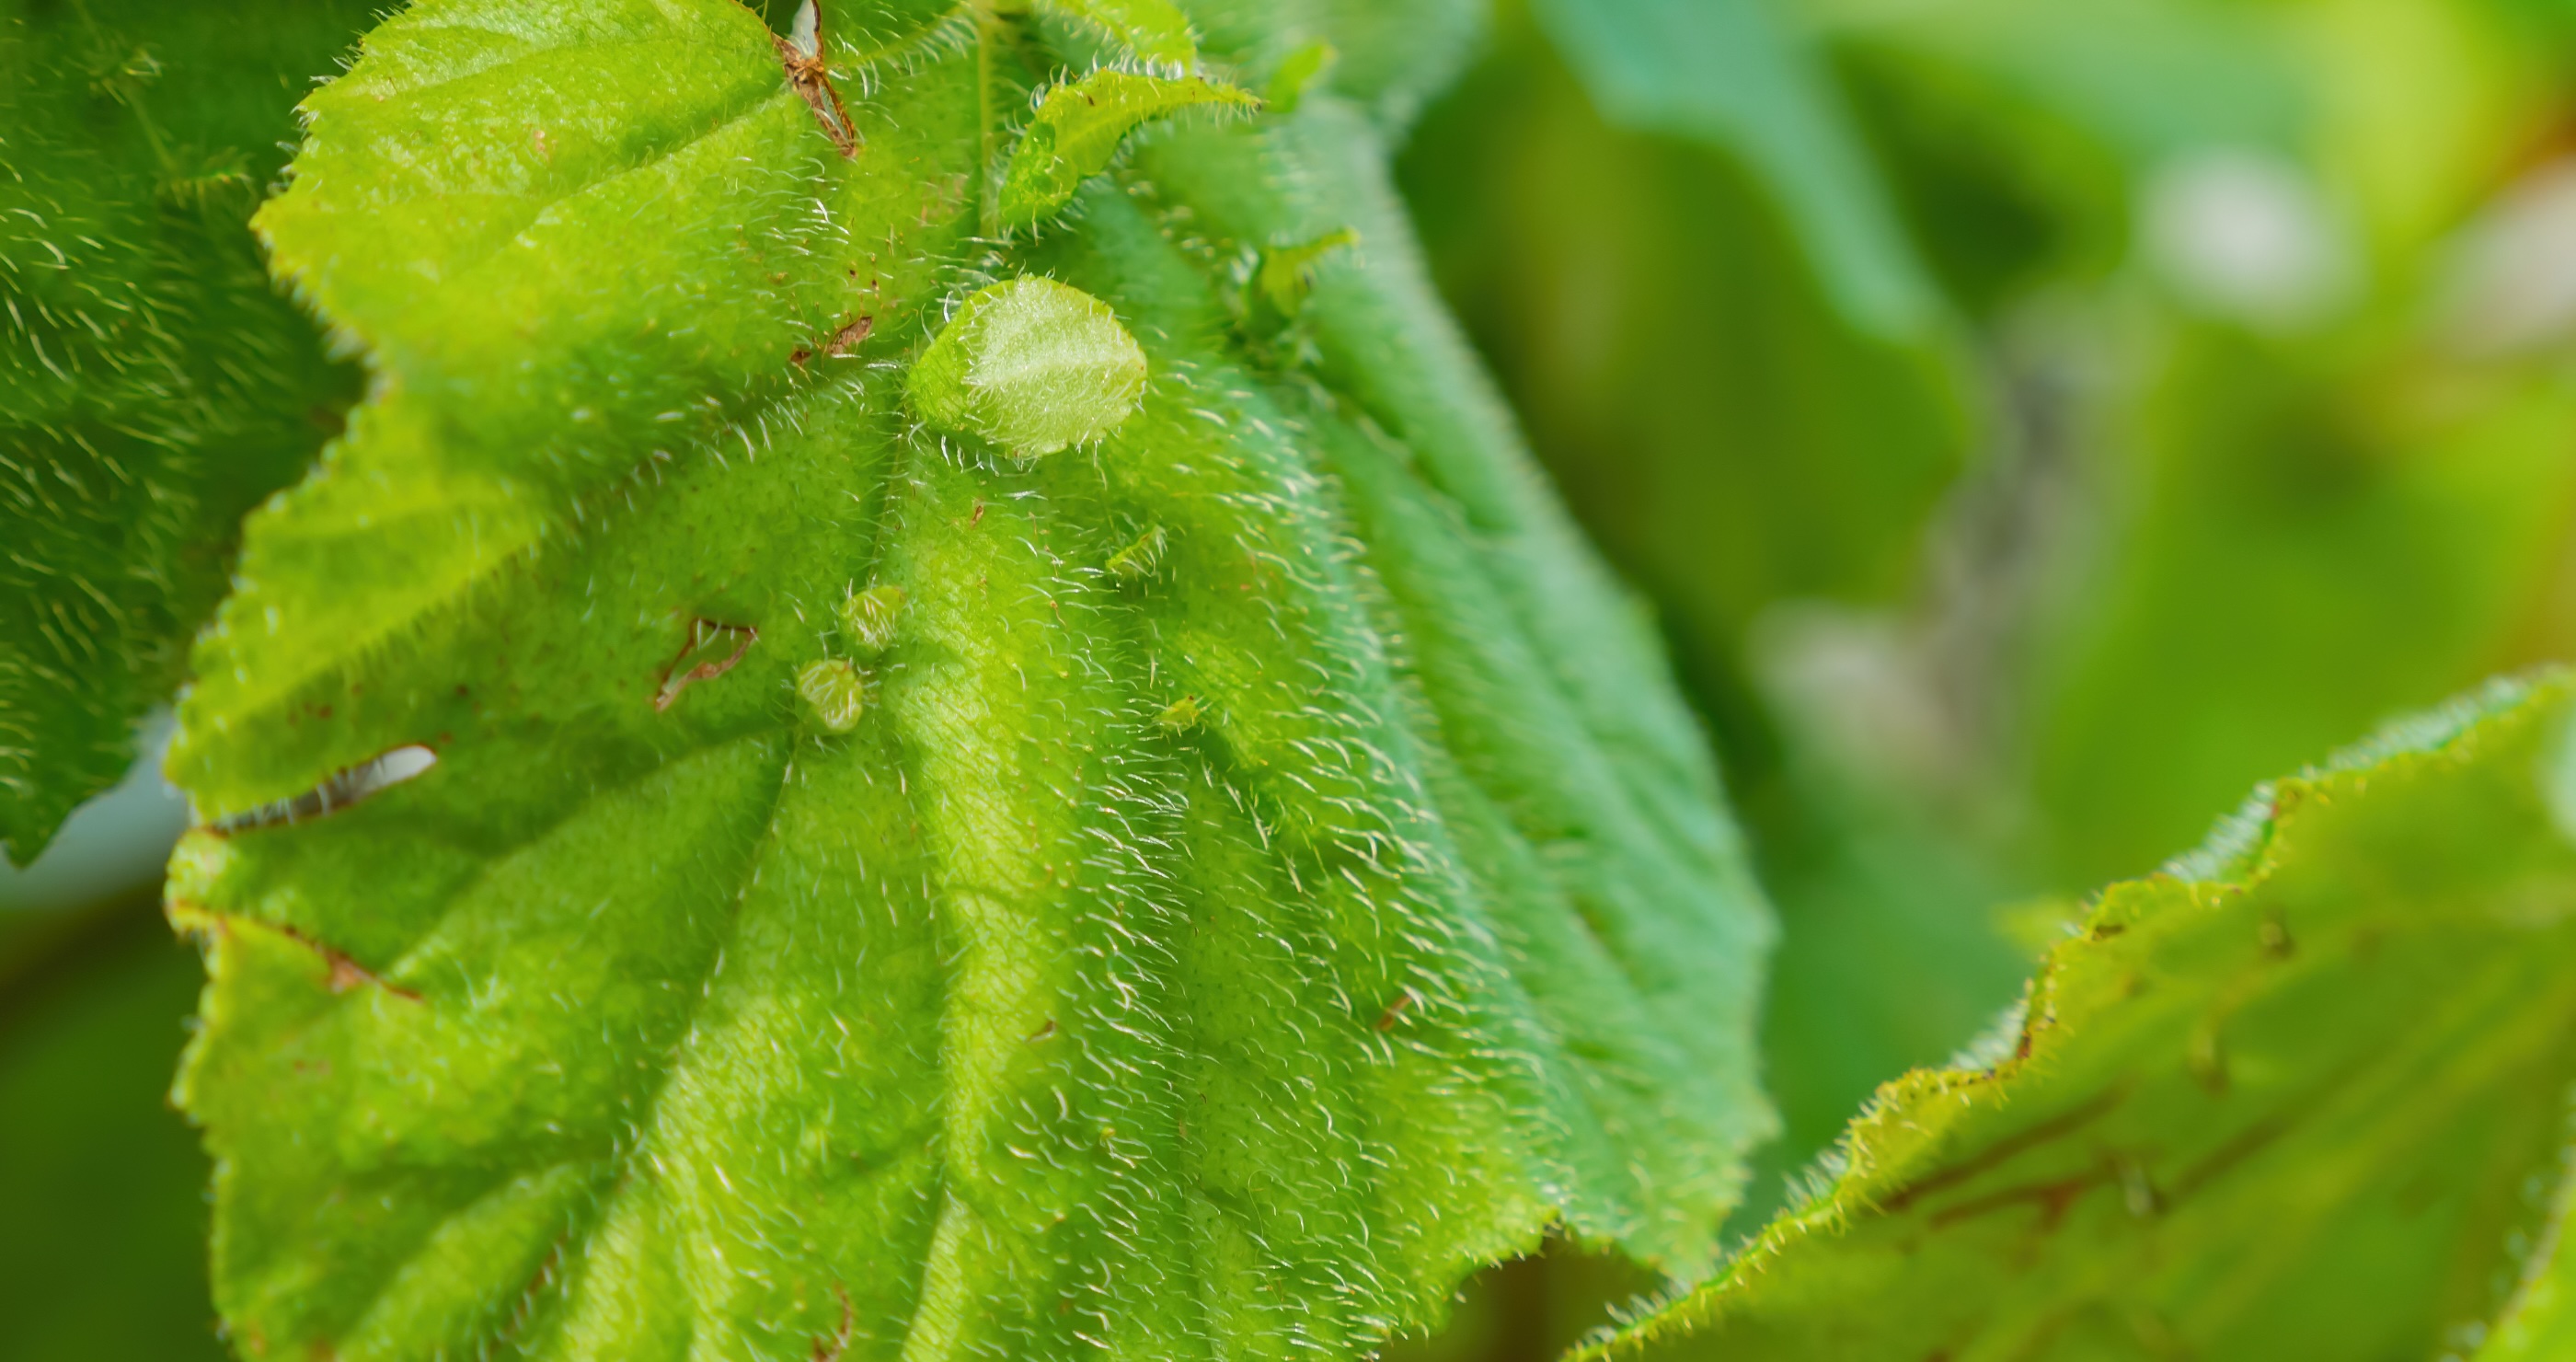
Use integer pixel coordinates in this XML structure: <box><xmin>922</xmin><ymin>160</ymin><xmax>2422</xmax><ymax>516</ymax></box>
<box><xmin>655</xmin><ymin>619</ymin><xmax>758</xmax><ymax>712</ymax></box>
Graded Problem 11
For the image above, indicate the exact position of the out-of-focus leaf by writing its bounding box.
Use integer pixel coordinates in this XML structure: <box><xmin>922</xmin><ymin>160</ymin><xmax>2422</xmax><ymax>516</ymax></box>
<box><xmin>1819</xmin><ymin>0</ymin><xmax>2302</xmax><ymax>167</ymax></box>
<box><xmin>0</xmin><ymin>895</ymin><xmax>226</xmax><ymax>1362</ymax></box>
<box><xmin>1589</xmin><ymin>674</ymin><xmax>2576</xmax><ymax>1361</ymax></box>
<box><xmin>1036</xmin><ymin>0</ymin><xmax>1200</xmax><ymax>67</ymax></box>
<box><xmin>1817</xmin><ymin>0</ymin><xmax>2303</xmax><ymax>312</ymax></box>
<box><xmin>2030</xmin><ymin>333</ymin><xmax>2576</xmax><ymax>885</ymax></box>
<box><xmin>1398</xmin><ymin>20</ymin><xmax>1972</xmax><ymax>672</ymax></box>
<box><xmin>905</xmin><ymin>275</ymin><xmax>1149</xmax><ymax>456</ymax></box>
<box><xmin>1733</xmin><ymin>762</ymin><xmax>2034</xmax><ymax>1231</ymax></box>
<box><xmin>163</xmin><ymin>4</ymin><xmax>1775</xmax><ymax>1360</ymax></box>
<box><xmin>0</xmin><ymin>0</ymin><xmax>368</xmax><ymax>866</ymax></box>
<box><xmin>1528</xmin><ymin>0</ymin><xmax>1938</xmax><ymax>335</ymax></box>
<box><xmin>1401</xmin><ymin>28</ymin><xmax>2002</xmax><ymax>1230</ymax></box>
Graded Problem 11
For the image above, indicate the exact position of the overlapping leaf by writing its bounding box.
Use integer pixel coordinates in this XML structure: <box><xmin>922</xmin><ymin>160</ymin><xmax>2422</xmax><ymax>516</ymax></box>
<box><xmin>0</xmin><ymin>0</ymin><xmax>369</xmax><ymax>865</ymax></box>
<box><xmin>165</xmin><ymin>2</ymin><xmax>1774</xmax><ymax>1358</ymax></box>
<box><xmin>1587</xmin><ymin>675</ymin><xmax>2576</xmax><ymax>1361</ymax></box>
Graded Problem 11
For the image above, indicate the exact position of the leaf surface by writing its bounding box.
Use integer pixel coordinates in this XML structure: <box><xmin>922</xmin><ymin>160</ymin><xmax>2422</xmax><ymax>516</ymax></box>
<box><xmin>1586</xmin><ymin>675</ymin><xmax>2576</xmax><ymax>1361</ymax></box>
<box><xmin>0</xmin><ymin>0</ymin><xmax>368</xmax><ymax>865</ymax></box>
<box><xmin>166</xmin><ymin>2</ymin><xmax>1775</xmax><ymax>1359</ymax></box>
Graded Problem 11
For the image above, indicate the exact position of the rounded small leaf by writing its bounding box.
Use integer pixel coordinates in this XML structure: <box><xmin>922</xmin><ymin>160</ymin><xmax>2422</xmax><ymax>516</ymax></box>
<box><xmin>839</xmin><ymin>583</ymin><xmax>906</xmax><ymax>652</ymax></box>
<box><xmin>797</xmin><ymin>658</ymin><xmax>867</xmax><ymax>733</ymax></box>
<box><xmin>908</xmin><ymin>276</ymin><xmax>1148</xmax><ymax>458</ymax></box>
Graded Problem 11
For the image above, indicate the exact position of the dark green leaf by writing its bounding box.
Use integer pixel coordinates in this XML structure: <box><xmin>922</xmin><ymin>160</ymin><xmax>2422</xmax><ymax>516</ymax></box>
<box><xmin>0</xmin><ymin>0</ymin><xmax>368</xmax><ymax>865</ymax></box>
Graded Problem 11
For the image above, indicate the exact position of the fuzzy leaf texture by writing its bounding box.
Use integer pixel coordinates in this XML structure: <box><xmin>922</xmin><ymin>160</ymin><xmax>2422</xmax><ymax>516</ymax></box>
<box><xmin>163</xmin><ymin>2</ymin><xmax>1775</xmax><ymax>1359</ymax></box>
<box><xmin>1588</xmin><ymin>674</ymin><xmax>2576</xmax><ymax>1362</ymax></box>
<box><xmin>0</xmin><ymin>0</ymin><xmax>369</xmax><ymax>865</ymax></box>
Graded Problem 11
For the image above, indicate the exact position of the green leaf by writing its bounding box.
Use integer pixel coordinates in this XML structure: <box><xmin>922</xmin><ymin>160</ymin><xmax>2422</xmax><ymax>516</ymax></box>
<box><xmin>1264</xmin><ymin>39</ymin><xmax>1336</xmax><ymax>115</ymax></box>
<box><xmin>1527</xmin><ymin>0</ymin><xmax>1938</xmax><ymax>335</ymax></box>
<box><xmin>1255</xmin><ymin>225</ymin><xmax>1361</xmax><ymax>319</ymax></box>
<box><xmin>166</xmin><ymin>2</ymin><xmax>1776</xmax><ymax>1358</ymax></box>
<box><xmin>998</xmin><ymin>67</ymin><xmax>1259</xmax><ymax>229</ymax></box>
<box><xmin>907</xmin><ymin>276</ymin><xmax>1149</xmax><ymax>457</ymax></box>
<box><xmin>0</xmin><ymin>0</ymin><xmax>368</xmax><ymax>866</ymax></box>
<box><xmin>1587</xmin><ymin>674</ymin><xmax>2576</xmax><ymax>1361</ymax></box>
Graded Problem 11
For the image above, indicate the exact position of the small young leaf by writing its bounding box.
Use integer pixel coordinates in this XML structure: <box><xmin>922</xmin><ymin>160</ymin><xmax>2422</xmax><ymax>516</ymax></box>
<box><xmin>1586</xmin><ymin>675</ymin><xmax>2576</xmax><ymax>1362</ymax></box>
<box><xmin>838</xmin><ymin>583</ymin><xmax>906</xmax><ymax>652</ymax></box>
<box><xmin>1032</xmin><ymin>0</ymin><xmax>1198</xmax><ymax>67</ymax></box>
<box><xmin>997</xmin><ymin>69</ymin><xmax>1259</xmax><ymax>228</ymax></box>
<box><xmin>1265</xmin><ymin>40</ymin><xmax>1338</xmax><ymax>115</ymax></box>
<box><xmin>908</xmin><ymin>276</ymin><xmax>1149</xmax><ymax>458</ymax></box>
<box><xmin>1257</xmin><ymin>226</ymin><xmax>1361</xmax><ymax>319</ymax></box>
<box><xmin>796</xmin><ymin>658</ymin><xmax>868</xmax><ymax>733</ymax></box>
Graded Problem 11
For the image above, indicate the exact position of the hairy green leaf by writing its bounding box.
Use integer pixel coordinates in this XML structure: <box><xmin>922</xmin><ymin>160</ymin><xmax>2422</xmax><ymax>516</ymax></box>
<box><xmin>165</xmin><ymin>2</ymin><xmax>1775</xmax><ymax>1358</ymax></box>
<box><xmin>1588</xmin><ymin>675</ymin><xmax>2576</xmax><ymax>1361</ymax></box>
<box><xmin>1528</xmin><ymin>0</ymin><xmax>1937</xmax><ymax>334</ymax></box>
<box><xmin>0</xmin><ymin>0</ymin><xmax>367</xmax><ymax>866</ymax></box>
<box><xmin>997</xmin><ymin>68</ymin><xmax>1259</xmax><ymax>228</ymax></box>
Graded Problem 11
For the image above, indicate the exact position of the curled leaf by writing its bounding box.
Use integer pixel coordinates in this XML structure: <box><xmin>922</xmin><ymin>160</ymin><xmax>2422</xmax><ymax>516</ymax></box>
<box><xmin>1265</xmin><ymin>40</ymin><xmax>1338</xmax><ymax>115</ymax></box>
<box><xmin>798</xmin><ymin>658</ymin><xmax>867</xmax><ymax>732</ymax></box>
<box><xmin>998</xmin><ymin>70</ymin><xmax>1259</xmax><ymax>228</ymax></box>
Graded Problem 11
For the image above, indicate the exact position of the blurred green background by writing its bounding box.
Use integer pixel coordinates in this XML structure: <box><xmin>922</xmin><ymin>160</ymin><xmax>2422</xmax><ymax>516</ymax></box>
<box><xmin>8</xmin><ymin>0</ymin><xmax>2576</xmax><ymax>1356</ymax></box>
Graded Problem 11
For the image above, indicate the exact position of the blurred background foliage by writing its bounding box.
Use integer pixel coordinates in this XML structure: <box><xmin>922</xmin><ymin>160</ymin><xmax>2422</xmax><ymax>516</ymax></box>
<box><xmin>1392</xmin><ymin>0</ymin><xmax>2576</xmax><ymax>1349</ymax></box>
<box><xmin>7</xmin><ymin>0</ymin><xmax>2576</xmax><ymax>1356</ymax></box>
